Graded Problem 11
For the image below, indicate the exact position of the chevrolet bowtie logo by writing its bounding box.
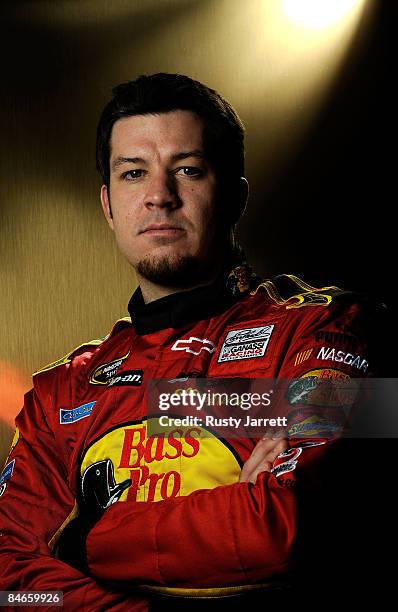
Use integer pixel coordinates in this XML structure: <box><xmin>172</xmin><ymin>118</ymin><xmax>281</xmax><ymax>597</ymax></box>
<box><xmin>171</xmin><ymin>337</ymin><xmax>216</xmax><ymax>355</ymax></box>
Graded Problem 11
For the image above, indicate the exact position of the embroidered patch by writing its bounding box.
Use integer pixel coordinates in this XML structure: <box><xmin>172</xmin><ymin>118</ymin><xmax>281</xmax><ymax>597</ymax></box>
<box><xmin>0</xmin><ymin>459</ymin><xmax>15</xmax><ymax>497</ymax></box>
<box><xmin>286</xmin><ymin>369</ymin><xmax>358</xmax><ymax>408</ymax></box>
<box><xmin>89</xmin><ymin>352</ymin><xmax>130</xmax><ymax>385</ymax></box>
<box><xmin>316</xmin><ymin>346</ymin><xmax>368</xmax><ymax>373</ymax></box>
<box><xmin>107</xmin><ymin>370</ymin><xmax>143</xmax><ymax>388</ymax></box>
<box><xmin>287</xmin><ymin>408</ymin><xmax>345</xmax><ymax>438</ymax></box>
<box><xmin>294</xmin><ymin>348</ymin><xmax>313</xmax><ymax>366</ymax></box>
<box><xmin>60</xmin><ymin>401</ymin><xmax>96</xmax><ymax>424</ymax></box>
<box><xmin>271</xmin><ymin>440</ymin><xmax>326</xmax><ymax>477</ymax></box>
<box><xmin>218</xmin><ymin>325</ymin><xmax>274</xmax><ymax>363</ymax></box>
<box><xmin>171</xmin><ymin>337</ymin><xmax>216</xmax><ymax>355</ymax></box>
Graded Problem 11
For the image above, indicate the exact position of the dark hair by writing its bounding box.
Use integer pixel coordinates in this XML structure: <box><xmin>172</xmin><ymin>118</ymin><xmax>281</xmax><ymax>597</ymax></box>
<box><xmin>96</xmin><ymin>73</ymin><xmax>245</xmax><ymax>222</ymax></box>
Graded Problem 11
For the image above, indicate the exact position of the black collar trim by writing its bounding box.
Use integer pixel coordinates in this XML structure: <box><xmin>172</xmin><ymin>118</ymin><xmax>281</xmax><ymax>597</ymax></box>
<box><xmin>128</xmin><ymin>255</ymin><xmax>260</xmax><ymax>335</ymax></box>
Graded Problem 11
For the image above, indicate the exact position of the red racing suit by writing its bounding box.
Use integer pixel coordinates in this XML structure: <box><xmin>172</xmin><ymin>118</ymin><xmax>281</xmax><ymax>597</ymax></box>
<box><xmin>0</xmin><ymin>266</ymin><xmax>380</xmax><ymax>610</ymax></box>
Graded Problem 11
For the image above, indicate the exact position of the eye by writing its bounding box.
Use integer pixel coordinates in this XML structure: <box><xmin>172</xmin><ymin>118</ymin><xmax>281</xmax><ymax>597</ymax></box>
<box><xmin>121</xmin><ymin>169</ymin><xmax>145</xmax><ymax>181</ymax></box>
<box><xmin>175</xmin><ymin>166</ymin><xmax>204</xmax><ymax>178</ymax></box>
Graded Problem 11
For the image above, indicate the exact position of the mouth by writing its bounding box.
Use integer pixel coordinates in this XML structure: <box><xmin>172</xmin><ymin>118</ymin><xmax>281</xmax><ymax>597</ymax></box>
<box><xmin>140</xmin><ymin>224</ymin><xmax>185</xmax><ymax>237</ymax></box>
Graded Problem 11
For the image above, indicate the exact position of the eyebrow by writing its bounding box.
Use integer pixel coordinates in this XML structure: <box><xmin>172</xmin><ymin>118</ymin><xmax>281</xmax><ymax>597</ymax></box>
<box><xmin>111</xmin><ymin>150</ymin><xmax>205</xmax><ymax>172</ymax></box>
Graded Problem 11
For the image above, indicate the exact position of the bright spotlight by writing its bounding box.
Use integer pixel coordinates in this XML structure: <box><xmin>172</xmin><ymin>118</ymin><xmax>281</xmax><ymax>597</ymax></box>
<box><xmin>282</xmin><ymin>0</ymin><xmax>361</xmax><ymax>30</ymax></box>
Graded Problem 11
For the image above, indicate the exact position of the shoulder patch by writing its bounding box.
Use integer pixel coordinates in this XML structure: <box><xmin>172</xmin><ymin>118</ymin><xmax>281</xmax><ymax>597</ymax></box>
<box><xmin>33</xmin><ymin>316</ymin><xmax>132</xmax><ymax>377</ymax></box>
<box><xmin>251</xmin><ymin>274</ymin><xmax>342</xmax><ymax>309</ymax></box>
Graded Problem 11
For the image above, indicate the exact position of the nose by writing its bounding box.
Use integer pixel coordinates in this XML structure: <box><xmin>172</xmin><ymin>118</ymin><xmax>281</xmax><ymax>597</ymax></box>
<box><xmin>144</xmin><ymin>171</ymin><xmax>179</xmax><ymax>210</ymax></box>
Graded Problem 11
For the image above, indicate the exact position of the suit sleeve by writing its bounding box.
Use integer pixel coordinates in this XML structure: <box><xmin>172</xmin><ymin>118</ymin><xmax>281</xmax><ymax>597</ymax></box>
<box><xmin>0</xmin><ymin>388</ymin><xmax>148</xmax><ymax>612</ymax></box>
<box><xmin>87</xmin><ymin>467</ymin><xmax>296</xmax><ymax>588</ymax></box>
<box><xmin>277</xmin><ymin>295</ymin><xmax>380</xmax><ymax>430</ymax></box>
<box><xmin>86</xmin><ymin>297</ymin><xmax>378</xmax><ymax>589</ymax></box>
<box><xmin>272</xmin><ymin>295</ymin><xmax>385</xmax><ymax>597</ymax></box>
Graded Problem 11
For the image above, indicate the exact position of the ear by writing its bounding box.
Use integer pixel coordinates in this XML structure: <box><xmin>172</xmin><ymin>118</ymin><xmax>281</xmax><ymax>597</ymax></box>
<box><xmin>100</xmin><ymin>185</ymin><xmax>114</xmax><ymax>229</ymax></box>
<box><xmin>231</xmin><ymin>177</ymin><xmax>249</xmax><ymax>224</ymax></box>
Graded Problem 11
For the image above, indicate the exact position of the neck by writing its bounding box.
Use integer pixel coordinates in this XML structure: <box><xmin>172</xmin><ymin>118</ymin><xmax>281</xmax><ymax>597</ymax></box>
<box><xmin>136</xmin><ymin>268</ymin><xmax>222</xmax><ymax>304</ymax></box>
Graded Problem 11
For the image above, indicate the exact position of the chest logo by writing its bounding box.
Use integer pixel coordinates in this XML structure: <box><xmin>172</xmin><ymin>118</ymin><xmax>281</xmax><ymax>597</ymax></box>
<box><xmin>107</xmin><ymin>370</ymin><xmax>143</xmax><ymax>388</ymax></box>
<box><xmin>171</xmin><ymin>337</ymin><xmax>216</xmax><ymax>356</ymax></box>
<box><xmin>89</xmin><ymin>352</ymin><xmax>130</xmax><ymax>385</ymax></box>
<box><xmin>218</xmin><ymin>324</ymin><xmax>275</xmax><ymax>362</ymax></box>
<box><xmin>60</xmin><ymin>401</ymin><xmax>96</xmax><ymax>424</ymax></box>
<box><xmin>80</xmin><ymin>420</ymin><xmax>240</xmax><ymax>503</ymax></box>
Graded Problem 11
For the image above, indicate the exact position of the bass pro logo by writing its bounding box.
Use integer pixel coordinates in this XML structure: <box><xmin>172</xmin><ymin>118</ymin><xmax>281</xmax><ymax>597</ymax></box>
<box><xmin>81</xmin><ymin>459</ymin><xmax>131</xmax><ymax>511</ymax></box>
<box><xmin>80</xmin><ymin>419</ymin><xmax>240</xmax><ymax>503</ymax></box>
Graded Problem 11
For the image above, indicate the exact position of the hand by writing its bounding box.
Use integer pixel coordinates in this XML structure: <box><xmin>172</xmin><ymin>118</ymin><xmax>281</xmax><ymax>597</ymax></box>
<box><xmin>239</xmin><ymin>436</ymin><xmax>289</xmax><ymax>484</ymax></box>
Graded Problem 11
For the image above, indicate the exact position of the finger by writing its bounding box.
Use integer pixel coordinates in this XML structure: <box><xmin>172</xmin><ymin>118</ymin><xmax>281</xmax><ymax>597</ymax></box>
<box><xmin>263</xmin><ymin>429</ymin><xmax>285</xmax><ymax>440</ymax></box>
<box><xmin>253</xmin><ymin>436</ymin><xmax>286</xmax><ymax>460</ymax></box>
<box><xmin>251</xmin><ymin>460</ymin><xmax>273</xmax><ymax>484</ymax></box>
<box><xmin>257</xmin><ymin>437</ymin><xmax>289</xmax><ymax>464</ymax></box>
<box><xmin>240</xmin><ymin>460</ymin><xmax>273</xmax><ymax>484</ymax></box>
<box><xmin>240</xmin><ymin>439</ymin><xmax>289</xmax><ymax>483</ymax></box>
<box><xmin>239</xmin><ymin>439</ymin><xmax>272</xmax><ymax>479</ymax></box>
<box><xmin>268</xmin><ymin>438</ymin><xmax>289</xmax><ymax>462</ymax></box>
<box><xmin>240</xmin><ymin>437</ymin><xmax>288</xmax><ymax>480</ymax></box>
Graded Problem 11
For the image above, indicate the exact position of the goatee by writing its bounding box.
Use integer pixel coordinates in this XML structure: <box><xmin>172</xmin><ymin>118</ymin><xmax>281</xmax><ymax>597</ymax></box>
<box><xmin>136</xmin><ymin>253</ymin><xmax>205</xmax><ymax>288</ymax></box>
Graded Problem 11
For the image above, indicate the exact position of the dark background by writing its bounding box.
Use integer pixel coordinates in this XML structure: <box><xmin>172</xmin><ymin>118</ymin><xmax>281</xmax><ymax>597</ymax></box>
<box><xmin>241</xmin><ymin>1</ymin><xmax>393</xmax><ymax>305</ymax></box>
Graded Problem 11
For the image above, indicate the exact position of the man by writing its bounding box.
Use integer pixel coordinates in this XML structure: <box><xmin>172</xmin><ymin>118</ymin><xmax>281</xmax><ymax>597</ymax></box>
<box><xmin>0</xmin><ymin>74</ymin><xmax>381</xmax><ymax>610</ymax></box>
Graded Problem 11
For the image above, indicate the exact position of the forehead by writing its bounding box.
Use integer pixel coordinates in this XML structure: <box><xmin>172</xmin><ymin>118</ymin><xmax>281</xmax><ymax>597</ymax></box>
<box><xmin>109</xmin><ymin>110</ymin><xmax>205</xmax><ymax>159</ymax></box>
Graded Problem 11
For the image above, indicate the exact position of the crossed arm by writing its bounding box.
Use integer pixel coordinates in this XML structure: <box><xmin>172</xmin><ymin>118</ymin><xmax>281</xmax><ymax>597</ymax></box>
<box><xmin>0</xmin><ymin>388</ymin><xmax>298</xmax><ymax>610</ymax></box>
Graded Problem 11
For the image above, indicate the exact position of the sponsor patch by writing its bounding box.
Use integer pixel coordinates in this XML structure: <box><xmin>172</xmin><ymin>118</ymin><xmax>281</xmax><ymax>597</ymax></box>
<box><xmin>218</xmin><ymin>324</ymin><xmax>274</xmax><ymax>363</ymax></box>
<box><xmin>0</xmin><ymin>459</ymin><xmax>15</xmax><ymax>497</ymax></box>
<box><xmin>80</xmin><ymin>419</ymin><xmax>240</xmax><ymax>503</ymax></box>
<box><xmin>89</xmin><ymin>352</ymin><xmax>130</xmax><ymax>385</ymax></box>
<box><xmin>286</xmin><ymin>369</ymin><xmax>358</xmax><ymax>407</ymax></box>
<box><xmin>302</xmin><ymin>368</ymin><xmax>350</xmax><ymax>380</ymax></box>
<box><xmin>81</xmin><ymin>459</ymin><xmax>131</xmax><ymax>509</ymax></box>
<box><xmin>107</xmin><ymin>370</ymin><xmax>143</xmax><ymax>388</ymax></box>
<box><xmin>171</xmin><ymin>337</ymin><xmax>216</xmax><ymax>356</ymax></box>
<box><xmin>271</xmin><ymin>440</ymin><xmax>326</xmax><ymax>477</ymax></box>
<box><xmin>314</xmin><ymin>330</ymin><xmax>359</xmax><ymax>352</ymax></box>
<box><xmin>60</xmin><ymin>401</ymin><xmax>96</xmax><ymax>424</ymax></box>
<box><xmin>287</xmin><ymin>408</ymin><xmax>345</xmax><ymax>438</ymax></box>
<box><xmin>316</xmin><ymin>346</ymin><xmax>368</xmax><ymax>372</ymax></box>
<box><xmin>294</xmin><ymin>348</ymin><xmax>313</xmax><ymax>366</ymax></box>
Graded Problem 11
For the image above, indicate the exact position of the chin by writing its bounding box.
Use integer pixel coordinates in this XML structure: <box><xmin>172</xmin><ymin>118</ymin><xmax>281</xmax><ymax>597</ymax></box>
<box><xmin>136</xmin><ymin>251</ymin><xmax>203</xmax><ymax>287</ymax></box>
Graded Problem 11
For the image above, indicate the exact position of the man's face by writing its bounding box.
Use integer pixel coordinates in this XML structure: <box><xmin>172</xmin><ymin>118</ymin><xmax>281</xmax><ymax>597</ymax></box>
<box><xmin>101</xmin><ymin>110</ymin><xmax>228</xmax><ymax>287</ymax></box>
